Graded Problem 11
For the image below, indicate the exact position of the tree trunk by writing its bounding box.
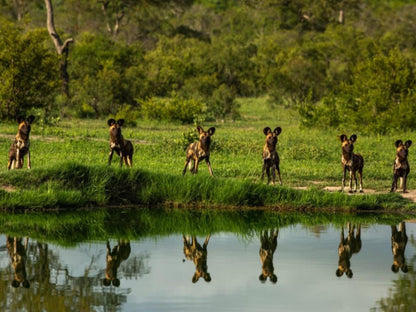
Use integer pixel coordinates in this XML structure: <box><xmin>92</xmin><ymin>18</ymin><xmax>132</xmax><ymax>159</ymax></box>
<box><xmin>45</xmin><ymin>0</ymin><xmax>73</xmax><ymax>97</ymax></box>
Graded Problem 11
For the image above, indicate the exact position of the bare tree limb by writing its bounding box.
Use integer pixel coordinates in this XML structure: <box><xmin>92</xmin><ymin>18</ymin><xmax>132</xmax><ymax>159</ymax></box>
<box><xmin>45</xmin><ymin>0</ymin><xmax>73</xmax><ymax>96</ymax></box>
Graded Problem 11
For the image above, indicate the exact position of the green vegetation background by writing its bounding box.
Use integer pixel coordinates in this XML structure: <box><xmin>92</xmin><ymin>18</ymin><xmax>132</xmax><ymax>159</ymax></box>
<box><xmin>2</xmin><ymin>0</ymin><xmax>416</xmax><ymax>133</ymax></box>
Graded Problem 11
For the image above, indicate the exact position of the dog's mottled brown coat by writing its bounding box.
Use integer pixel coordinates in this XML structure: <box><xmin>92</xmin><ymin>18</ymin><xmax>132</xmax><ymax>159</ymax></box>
<box><xmin>259</xmin><ymin>229</ymin><xmax>278</xmax><ymax>284</ymax></box>
<box><xmin>8</xmin><ymin>115</ymin><xmax>35</xmax><ymax>170</ymax></box>
<box><xmin>340</xmin><ymin>134</ymin><xmax>364</xmax><ymax>193</ymax></box>
<box><xmin>182</xmin><ymin>126</ymin><xmax>215</xmax><ymax>176</ymax></box>
<box><xmin>182</xmin><ymin>235</ymin><xmax>211</xmax><ymax>283</ymax></box>
<box><xmin>261</xmin><ymin>126</ymin><xmax>282</xmax><ymax>185</ymax></box>
<box><xmin>103</xmin><ymin>240</ymin><xmax>131</xmax><ymax>287</ymax></box>
<box><xmin>391</xmin><ymin>222</ymin><xmax>408</xmax><ymax>273</ymax></box>
<box><xmin>336</xmin><ymin>223</ymin><xmax>361</xmax><ymax>279</ymax></box>
<box><xmin>391</xmin><ymin>140</ymin><xmax>412</xmax><ymax>193</ymax></box>
<box><xmin>107</xmin><ymin>118</ymin><xmax>134</xmax><ymax>167</ymax></box>
<box><xmin>6</xmin><ymin>236</ymin><xmax>30</xmax><ymax>288</ymax></box>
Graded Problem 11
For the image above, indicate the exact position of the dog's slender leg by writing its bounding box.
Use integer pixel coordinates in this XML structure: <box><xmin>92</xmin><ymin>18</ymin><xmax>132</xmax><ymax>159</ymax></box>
<box><xmin>402</xmin><ymin>173</ymin><xmax>408</xmax><ymax>193</ymax></box>
<box><xmin>27</xmin><ymin>150</ymin><xmax>31</xmax><ymax>169</ymax></box>
<box><xmin>119</xmin><ymin>152</ymin><xmax>123</xmax><ymax>167</ymax></box>
<box><xmin>203</xmin><ymin>235</ymin><xmax>210</xmax><ymax>248</ymax></box>
<box><xmin>271</xmin><ymin>164</ymin><xmax>276</xmax><ymax>186</ymax></box>
<box><xmin>391</xmin><ymin>173</ymin><xmax>398</xmax><ymax>192</ymax></box>
<box><xmin>261</xmin><ymin>160</ymin><xmax>266</xmax><ymax>181</ymax></box>
<box><xmin>358</xmin><ymin>170</ymin><xmax>363</xmax><ymax>193</ymax></box>
<box><xmin>351</xmin><ymin>172</ymin><xmax>357</xmax><ymax>193</ymax></box>
<box><xmin>276</xmin><ymin>163</ymin><xmax>282</xmax><ymax>185</ymax></box>
<box><xmin>15</xmin><ymin>149</ymin><xmax>20</xmax><ymax>169</ymax></box>
<box><xmin>206</xmin><ymin>159</ymin><xmax>214</xmax><ymax>176</ymax></box>
<box><xmin>108</xmin><ymin>149</ymin><xmax>114</xmax><ymax>165</ymax></box>
<box><xmin>348</xmin><ymin>171</ymin><xmax>354</xmax><ymax>193</ymax></box>
<box><xmin>194</xmin><ymin>159</ymin><xmax>200</xmax><ymax>174</ymax></box>
<box><xmin>7</xmin><ymin>157</ymin><xmax>12</xmax><ymax>170</ymax></box>
<box><xmin>341</xmin><ymin>167</ymin><xmax>346</xmax><ymax>192</ymax></box>
<box><xmin>183</xmin><ymin>159</ymin><xmax>190</xmax><ymax>175</ymax></box>
<box><xmin>266</xmin><ymin>165</ymin><xmax>271</xmax><ymax>185</ymax></box>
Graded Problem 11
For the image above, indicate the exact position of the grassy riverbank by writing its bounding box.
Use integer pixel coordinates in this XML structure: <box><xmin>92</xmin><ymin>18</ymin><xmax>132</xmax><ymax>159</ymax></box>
<box><xmin>0</xmin><ymin>97</ymin><xmax>415</xmax><ymax>211</ymax></box>
<box><xmin>0</xmin><ymin>162</ymin><xmax>413</xmax><ymax>211</ymax></box>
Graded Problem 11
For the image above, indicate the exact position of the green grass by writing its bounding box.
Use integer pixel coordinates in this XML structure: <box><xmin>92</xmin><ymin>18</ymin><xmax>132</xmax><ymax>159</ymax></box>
<box><xmin>0</xmin><ymin>97</ymin><xmax>415</xmax><ymax>210</ymax></box>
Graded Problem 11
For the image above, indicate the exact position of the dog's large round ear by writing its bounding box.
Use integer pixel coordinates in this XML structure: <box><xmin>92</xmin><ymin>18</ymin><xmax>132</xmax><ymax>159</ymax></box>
<box><xmin>17</xmin><ymin>116</ymin><xmax>25</xmax><ymax>124</ymax></box>
<box><xmin>340</xmin><ymin>134</ymin><xmax>348</xmax><ymax>142</ymax></box>
<box><xmin>26</xmin><ymin>115</ymin><xmax>35</xmax><ymax>124</ymax></box>
<box><xmin>263</xmin><ymin>127</ymin><xmax>272</xmax><ymax>136</ymax></box>
<box><xmin>350</xmin><ymin>134</ymin><xmax>357</xmax><ymax>142</ymax></box>
<box><xmin>117</xmin><ymin>119</ymin><xmax>125</xmax><ymax>127</ymax></box>
<box><xmin>107</xmin><ymin>119</ymin><xmax>116</xmax><ymax>127</ymax></box>
<box><xmin>273</xmin><ymin>127</ymin><xmax>282</xmax><ymax>136</ymax></box>
<box><xmin>196</xmin><ymin>126</ymin><xmax>204</xmax><ymax>134</ymax></box>
<box><xmin>208</xmin><ymin>127</ymin><xmax>215</xmax><ymax>135</ymax></box>
<box><xmin>395</xmin><ymin>140</ymin><xmax>403</xmax><ymax>148</ymax></box>
<box><xmin>405</xmin><ymin>140</ymin><xmax>412</xmax><ymax>148</ymax></box>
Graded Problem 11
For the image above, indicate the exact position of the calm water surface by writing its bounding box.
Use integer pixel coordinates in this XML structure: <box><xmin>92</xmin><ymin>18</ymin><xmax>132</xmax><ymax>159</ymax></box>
<box><xmin>1</xmin><ymin>220</ymin><xmax>415</xmax><ymax>311</ymax></box>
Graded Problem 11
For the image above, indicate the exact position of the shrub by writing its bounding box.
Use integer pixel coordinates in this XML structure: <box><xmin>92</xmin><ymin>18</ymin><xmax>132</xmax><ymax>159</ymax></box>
<box><xmin>139</xmin><ymin>97</ymin><xmax>206</xmax><ymax>123</ymax></box>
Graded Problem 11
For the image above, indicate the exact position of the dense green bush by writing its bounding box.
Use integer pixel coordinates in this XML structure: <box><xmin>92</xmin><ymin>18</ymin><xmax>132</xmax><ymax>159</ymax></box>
<box><xmin>139</xmin><ymin>97</ymin><xmax>206</xmax><ymax>123</ymax></box>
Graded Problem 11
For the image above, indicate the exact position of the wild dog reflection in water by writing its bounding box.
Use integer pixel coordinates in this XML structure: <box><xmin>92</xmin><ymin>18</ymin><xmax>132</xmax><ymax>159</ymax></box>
<box><xmin>259</xmin><ymin>229</ymin><xmax>278</xmax><ymax>284</ymax></box>
<box><xmin>391</xmin><ymin>222</ymin><xmax>408</xmax><ymax>273</ymax></box>
<box><xmin>103</xmin><ymin>240</ymin><xmax>131</xmax><ymax>287</ymax></box>
<box><xmin>6</xmin><ymin>236</ymin><xmax>30</xmax><ymax>288</ymax></box>
<box><xmin>336</xmin><ymin>223</ymin><xmax>361</xmax><ymax>278</ymax></box>
<box><xmin>182</xmin><ymin>235</ymin><xmax>211</xmax><ymax>283</ymax></box>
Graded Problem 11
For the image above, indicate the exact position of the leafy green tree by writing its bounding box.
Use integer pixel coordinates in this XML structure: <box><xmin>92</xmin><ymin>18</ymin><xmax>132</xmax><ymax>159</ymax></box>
<box><xmin>302</xmin><ymin>47</ymin><xmax>416</xmax><ymax>133</ymax></box>
<box><xmin>0</xmin><ymin>20</ymin><xmax>60</xmax><ymax>119</ymax></box>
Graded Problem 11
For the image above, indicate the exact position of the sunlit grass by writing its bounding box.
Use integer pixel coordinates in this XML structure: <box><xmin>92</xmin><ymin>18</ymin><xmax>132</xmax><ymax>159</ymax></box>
<box><xmin>0</xmin><ymin>97</ymin><xmax>414</xmax><ymax>210</ymax></box>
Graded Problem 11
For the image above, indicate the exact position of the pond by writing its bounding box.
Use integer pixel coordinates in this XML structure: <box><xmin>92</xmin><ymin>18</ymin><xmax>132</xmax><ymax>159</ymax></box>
<box><xmin>0</xmin><ymin>209</ymin><xmax>415</xmax><ymax>312</ymax></box>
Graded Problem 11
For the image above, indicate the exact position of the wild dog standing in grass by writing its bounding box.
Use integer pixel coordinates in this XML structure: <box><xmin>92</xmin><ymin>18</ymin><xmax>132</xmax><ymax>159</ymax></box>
<box><xmin>259</xmin><ymin>229</ymin><xmax>278</xmax><ymax>284</ymax></box>
<box><xmin>391</xmin><ymin>140</ymin><xmax>412</xmax><ymax>193</ymax></box>
<box><xmin>107</xmin><ymin>118</ymin><xmax>134</xmax><ymax>167</ymax></box>
<box><xmin>8</xmin><ymin>115</ymin><xmax>35</xmax><ymax>170</ymax></box>
<box><xmin>182</xmin><ymin>235</ymin><xmax>211</xmax><ymax>283</ymax></box>
<box><xmin>391</xmin><ymin>222</ymin><xmax>408</xmax><ymax>273</ymax></box>
<box><xmin>340</xmin><ymin>134</ymin><xmax>364</xmax><ymax>193</ymax></box>
<box><xmin>336</xmin><ymin>223</ymin><xmax>361</xmax><ymax>279</ymax></box>
<box><xmin>182</xmin><ymin>126</ymin><xmax>215</xmax><ymax>176</ymax></box>
<box><xmin>261</xmin><ymin>126</ymin><xmax>282</xmax><ymax>185</ymax></box>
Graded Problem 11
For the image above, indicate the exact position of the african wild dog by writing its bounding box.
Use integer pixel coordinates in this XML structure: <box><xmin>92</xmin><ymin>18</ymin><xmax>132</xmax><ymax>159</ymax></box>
<box><xmin>8</xmin><ymin>115</ymin><xmax>35</xmax><ymax>170</ymax></box>
<box><xmin>340</xmin><ymin>134</ymin><xmax>364</xmax><ymax>193</ymax></box>
<box><xmin>391</xmin><ymin>140</ymin><xmax>412</xmax><ymax>193</ymax></box>
<box><xmin>261</xmin><ymin>127</ymin><xmax>282</xmax><ymax>185</ymax></box>
<box><xmin>259</xmin><ymin>229</ymin><xmax>278</xmax><ymax>284</ymax></box>
<box><xmin>391</xmin><ymin>222</ymin><xmax>408</xmax><ymax>273</ymax></box>
<box><xmin>336</xmin><ymin>223</ymin><xmax>361</xmax><ymax>279</ymax></box>
<box><xmin>6</xmin><ymin>236</ymin><xmax>30</xmax><ymax>288</ymax></box>
<box><xmin>107</xmin><ymin>119</ymin><xmax>134</xmax><ymax>167</ymax></box>
<box><xmin>182</xmin><ymin>235</ymin><xmax>211</xmax><ymax>283</ymax></box>
<box><xmin>182</xmin><ymin>126</ymin><xmax>215</xmax><ymax>176</ymax></box>
<box><xmin>103</xmin><ymin>240</ymin><xmax>131</xmax><ymax>287</ymax></box>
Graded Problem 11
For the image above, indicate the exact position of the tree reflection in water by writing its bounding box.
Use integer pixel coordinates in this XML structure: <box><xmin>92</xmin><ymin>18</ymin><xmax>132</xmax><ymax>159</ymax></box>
<box><xmin>0</xmin><ymin>236</ymin><xmax>150</xmax><ymax>312</ymax></box>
